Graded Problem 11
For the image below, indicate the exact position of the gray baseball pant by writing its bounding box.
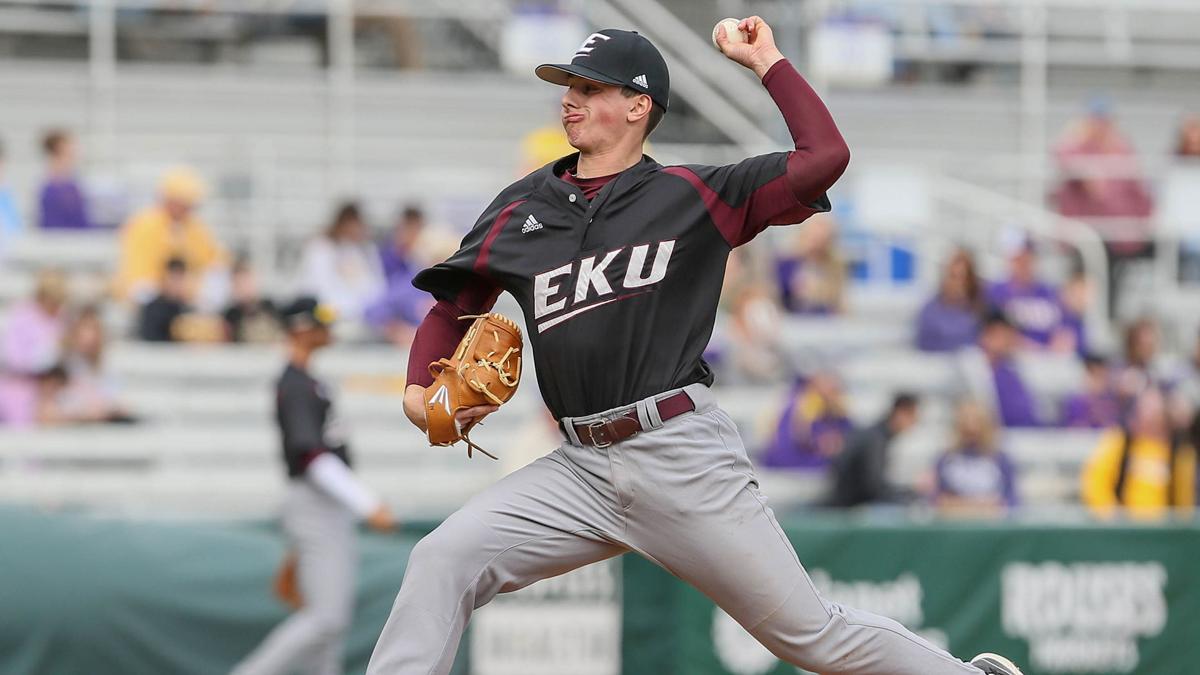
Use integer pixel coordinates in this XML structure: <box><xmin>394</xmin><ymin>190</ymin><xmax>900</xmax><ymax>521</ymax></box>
<box><xmin>366</xmin><ymin>383</ymin><xmax>983</xmax><ymax>675</ymax></box>
<box><xmin>232</xmin><ymin>481</ymin><xmax>358</xmax><ymax>675</ymax></box>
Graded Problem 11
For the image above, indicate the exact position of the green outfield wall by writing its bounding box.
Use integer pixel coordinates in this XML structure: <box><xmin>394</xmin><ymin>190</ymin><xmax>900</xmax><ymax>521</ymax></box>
<box><xmin>1</xmin><ymin>507</ymin><xmax>1196</xmax><ymax>675</ymax></box>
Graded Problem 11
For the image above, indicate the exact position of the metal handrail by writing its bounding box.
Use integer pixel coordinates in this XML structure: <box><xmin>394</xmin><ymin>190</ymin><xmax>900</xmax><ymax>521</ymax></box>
<box><xmin>931</xmin><ymin>173</ymin><xmax>1113</xmax><ymax>350</ymax></box>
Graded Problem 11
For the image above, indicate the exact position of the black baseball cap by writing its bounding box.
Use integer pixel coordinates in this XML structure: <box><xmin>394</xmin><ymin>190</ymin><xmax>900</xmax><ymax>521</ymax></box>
<box><xmin>280</xmin><ymin>296</ymin><xmax>336</xmax><ymax>332</ymax></box>
<box><xmin>536</xmin><ymin>29</ymin><xmax>670</xmax><ymax>112</ymax></box>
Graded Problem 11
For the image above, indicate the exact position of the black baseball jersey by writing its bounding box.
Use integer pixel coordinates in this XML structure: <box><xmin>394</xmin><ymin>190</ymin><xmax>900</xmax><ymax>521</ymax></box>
<box><xmin>414</xmin><ymin>152</ymin><xmax>828</xmax><ymax>419</ymax></box>
<box><xmin>276</xmin><ymin>363</ymin><xmax>352</xmax><ymax>477</ymax></box>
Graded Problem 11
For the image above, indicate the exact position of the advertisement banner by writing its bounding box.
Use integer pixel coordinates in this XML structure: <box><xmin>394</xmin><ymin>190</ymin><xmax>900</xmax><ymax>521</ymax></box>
<box><xmin>622</xmin><ymin>519</ymin><xmax>1200</xmax><ymax>675</ymax></box>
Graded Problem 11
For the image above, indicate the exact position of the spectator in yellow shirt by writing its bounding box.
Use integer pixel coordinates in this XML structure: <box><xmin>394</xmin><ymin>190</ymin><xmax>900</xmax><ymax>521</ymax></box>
<box><xmin>115</xmin><ymin>167</ymin><xmax>228</xmax><ymax>305</ymax></box>
<box><xmin>1082</xmin><ymin>387</ymin><xmax>1195</xmax><ymax>519</ymax></box>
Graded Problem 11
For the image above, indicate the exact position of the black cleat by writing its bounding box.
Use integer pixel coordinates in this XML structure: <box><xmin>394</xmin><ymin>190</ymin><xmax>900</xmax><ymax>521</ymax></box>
<box><xmin>971</xmin><ymin>653</ymin><xmax>1025</xmax><ymax>675</ymax></box>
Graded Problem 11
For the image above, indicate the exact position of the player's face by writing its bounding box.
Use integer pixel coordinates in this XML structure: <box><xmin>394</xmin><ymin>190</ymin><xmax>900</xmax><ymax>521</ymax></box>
<box><xmin>561</xmin><ymin>76</ymin><xmax>637</xmax><ymax>152</ymax></box>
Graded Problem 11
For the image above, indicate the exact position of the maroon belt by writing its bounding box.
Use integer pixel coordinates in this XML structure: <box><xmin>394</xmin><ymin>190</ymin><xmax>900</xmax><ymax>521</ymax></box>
<box><xmin>569</xmin><ymin>391</ymin><xmax>695</xmax><ymax>448</ymax></box>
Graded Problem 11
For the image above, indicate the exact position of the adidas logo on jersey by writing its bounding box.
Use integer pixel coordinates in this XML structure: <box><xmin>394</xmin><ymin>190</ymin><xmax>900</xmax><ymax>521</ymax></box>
<box><xmin>521</xmin><ymin>214</ymin><xmax>543</xmax><ymax>234</ymax></box>
<box><xmin>632</xmin><ymin>74</ymin><xmax>649</xmax><ymax>88</ymax></box>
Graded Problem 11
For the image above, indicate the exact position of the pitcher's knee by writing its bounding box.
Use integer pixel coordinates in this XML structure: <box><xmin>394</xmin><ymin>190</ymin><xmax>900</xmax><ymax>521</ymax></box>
<box><xmin>401</xmin><ymin>513</ymin><xmax>500</xmax><ymax>606</ymax></box>
<box><xmin>756</xmin><ymin>602</ymin><xmax>907</xmax><ymax>674</ymax></box>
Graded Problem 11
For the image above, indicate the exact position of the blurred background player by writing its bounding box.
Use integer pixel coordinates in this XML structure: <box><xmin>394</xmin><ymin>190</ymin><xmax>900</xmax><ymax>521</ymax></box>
<box><xmin>231</xmin><ymin>297</ymin><xmax>394</xmax><ymax>675</ymax></box>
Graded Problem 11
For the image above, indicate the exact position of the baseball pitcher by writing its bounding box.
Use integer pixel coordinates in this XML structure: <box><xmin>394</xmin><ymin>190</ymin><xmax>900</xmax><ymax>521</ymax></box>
<box><xmin>367</xmin><ymin>18</ymin><xmax>1023</xmax><ymax>675</ymax></box>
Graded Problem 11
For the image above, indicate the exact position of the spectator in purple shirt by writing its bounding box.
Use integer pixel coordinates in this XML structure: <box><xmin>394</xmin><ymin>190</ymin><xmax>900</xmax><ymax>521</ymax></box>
<box><xmin>1058</xmin><ymin>267</ymin><xmax>1093</xmax><ymax>357</ymax></box>
<box><xmin>762</xmin><ymin>371</ymin><xmax>853</xmax><ymax>470</ymax></box>
<box><xmin>986</xmin><ymin>236</ymin><xmax>1074</xmax><ymax>352</ymax></box>
<box><xmin>935</xmin><ymin>400</ymin><xmax>1018</xmax><ymax>515</ymax></box>
<box><xmin>916</xmin><ymin>248</ymin><xmax>983</xmax><ymax>352</ymax></box>
<box><xmin>37</xmin><ymin>129</ymin><xmax>93</xmax><ymax>231</ymax></box>
<box><xmin>1060</xmin><ymin>354</ymin><xmax>1121</xmax><ymax>429</ymax></box>
<box><xmin>977</xmin><ymin>311</ymin><xmax>1042</xmax><ymax>427</ymax></box>
<box><xmin>366</xmin><ymin>205</ymin><xmax>434</xmax><ymax>345</ymax></box>
<box><xmin>775</xmin><ymin>214</ymin><xmax>846</xmax><ymax>315</ymax></box>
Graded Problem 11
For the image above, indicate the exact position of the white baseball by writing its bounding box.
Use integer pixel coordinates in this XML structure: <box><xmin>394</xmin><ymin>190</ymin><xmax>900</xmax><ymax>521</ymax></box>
<box><xmin>712</xmin><ymin>18</ymin><xmax>746</xmax><ymax>49</ymax></box>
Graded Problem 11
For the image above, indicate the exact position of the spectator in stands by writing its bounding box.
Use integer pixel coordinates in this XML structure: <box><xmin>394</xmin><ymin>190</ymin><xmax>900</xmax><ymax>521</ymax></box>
<box><xmin>116</xmin><ymin>166</ymin><xmax>228</xmax><ymax>305</ymax></box>
<box><xmin>915</xmin><ymin>248</ymin><xmax>983</xmax><ymax>352</ymax></box>
<box><xmin>934</xmin><ymin>400</ymin><xmax>1018</xmax><ymax>515</ymax></box>
<box><xmin>1060</xmin><ymin>354</ymin><xmax>1121</xmax><ymax>429</ymax></box>
<box><xmin>964</xmin><ymin>311</ymin><xmax>1042</xmax><ymax>427</ymax></box>
<box><xmin>0</xmin><ymin>269</ymin><xmax>70</xmax><ymax>426</ymax></box>
<box><xmin>1176</xmin><ymin>115</ymin><xmax>1200</xmax><ymax>158</ymax></box>
<box><xmin>297</xmin><ymin>201</ymin><xmax>386</xmax><ymax>325</ymax></box>
<box><xmin>37</xmin><ymin>129</ymin><xmax>93</xmax><ymax>231</ymax></box>
<box><xmin>1053</xmin><ymin>99</ymin><xmax>1154</xmax><ymax>315</ymax></box>
<box><xmin>762</xmin><ymin>372</ymin><xmax>853</xmax><ymax>470</ymax></box>
<box><xmin>776</xmin><ymin>214</ymin><xmax>845</xmax><ymax>315</ymax></box>
<box><xmin>726</xmin><ymin>283</ymin><xmax>786</xmax><ymax>383</ymax></box>
<box><xmin>0</xmin><ymin>137</ymin><xmax>22</xmax><ymax>242</ymax></box>
<box><xmin>138</xmin><ymin>258</ymin><xmax>190</xmax><ymax>342</ymax></box>
<box><xmin>1115</xmin><ymin>318</ymin><xmax>1168</xmax><ymax>401</ymax></box>
<box><xmin>1058</xmin><ymin>267</ymin><xmax>1093</xmax><ymax>357</ymax></box>
<box><xmin>826</xmin><ymin>393</ymin><xmax>921</xmax><ymax>508</ymax></box>
<box><xmin>1082</xmin><ymin>386</ymin><xmax>1195</xmax><ymax>518</ymax></box>
<box><xmin>987</xmin><ymin>235</ymin><xmax>1074</xmax><ymax>352</ymax></box>
<box><xmin>223</xmin><ymin>255</ymin><xmax>280</xmax><ymax>343</ymax></box>
<box><xmin>365</xmin><ymin>205</ymin><xmax>434</xmax><ymax>344</ymax></box>
<box><xmin>59</xmin><ymin>305</ymin><xmax>134</xmax><ymax>424</ymax></box>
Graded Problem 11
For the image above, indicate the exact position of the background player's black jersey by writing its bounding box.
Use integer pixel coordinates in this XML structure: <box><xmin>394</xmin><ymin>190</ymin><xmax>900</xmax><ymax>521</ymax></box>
<box><xmin>414</xmin><ymin>151</ymin><xmax>828</xmax><ymax>419</ymax></box>
<box><xmin>276</xmin><ymin>363</ymin><xmax>352</xmax><ymax>477</ymax></box>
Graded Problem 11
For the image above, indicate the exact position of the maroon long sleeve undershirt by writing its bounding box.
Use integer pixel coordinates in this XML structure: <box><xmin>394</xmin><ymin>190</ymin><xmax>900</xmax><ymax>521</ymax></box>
<box><xmin>761</xmin><ymin>59</ymin><xmax>851</xmax><ymax>204</ymax></box>
<box><xmin>406</xmin><ymin>297</ymin><xmax>496</xmax><ymax>387</ymax></box>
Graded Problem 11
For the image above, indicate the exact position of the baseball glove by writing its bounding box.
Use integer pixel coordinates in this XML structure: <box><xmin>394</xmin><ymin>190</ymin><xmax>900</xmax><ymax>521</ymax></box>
<box><xmin>272</xmin><ymin>551</ymin><xmax>303</xmax><ymax>610</ymax></box>
<box><xmin>423</xmin><ymin>313</ymin><xmax>522</xmax><ymax>459</ymax></box>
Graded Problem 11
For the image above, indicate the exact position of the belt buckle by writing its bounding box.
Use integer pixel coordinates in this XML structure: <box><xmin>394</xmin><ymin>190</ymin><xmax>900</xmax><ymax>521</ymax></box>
<box><xmin>586</xmin><ymin>419</ymin><xmax>612</xmax><ymax>448</ymax></box>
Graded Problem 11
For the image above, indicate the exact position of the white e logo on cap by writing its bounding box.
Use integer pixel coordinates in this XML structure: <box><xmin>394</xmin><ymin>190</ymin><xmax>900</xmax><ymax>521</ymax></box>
<box><xmin>574</xmin><ymin>33</ymin><xmax>612</xmax><ymax>58</ymax></box>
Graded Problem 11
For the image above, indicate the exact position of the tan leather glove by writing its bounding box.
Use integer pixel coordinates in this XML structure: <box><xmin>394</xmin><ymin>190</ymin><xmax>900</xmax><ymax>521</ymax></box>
<box><xmin>423</xmin><ymin>313</ymin><xmax>522</xmax><ymax>459</ymax></box>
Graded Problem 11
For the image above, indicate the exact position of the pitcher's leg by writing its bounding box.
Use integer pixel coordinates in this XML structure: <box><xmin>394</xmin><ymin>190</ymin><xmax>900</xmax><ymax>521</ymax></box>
<box><xmin>366</xmin><ymin>451</ymin><xmax>626</xmax><ymax>675</ymax></box>
<box><xmin>626</xmin><ymin>409</ymin><xmax>981</xmax><ymax>675</ymax></box>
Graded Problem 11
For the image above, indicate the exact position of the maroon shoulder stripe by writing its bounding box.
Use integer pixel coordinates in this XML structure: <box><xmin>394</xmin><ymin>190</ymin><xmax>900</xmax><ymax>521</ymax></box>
<box><xmin>663</xmin><ymin>167</ymin><xmax>747</xmax><ymax>247</ymax></box>
<box><xmin>475</xmin><ymin>199</ymin><xmax>525</xmax><ymax>275</ymax></box>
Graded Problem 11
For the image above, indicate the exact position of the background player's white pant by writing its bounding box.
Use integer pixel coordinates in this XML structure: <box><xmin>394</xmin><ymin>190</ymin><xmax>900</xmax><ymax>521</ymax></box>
<box><xmin>232</xmin><ymin>481</ymin><xmax>357</xmax><ymax>675</ymax></box>
<box><xmin>366</xmin><ymin>383</ymin><xmax>983</xmax><ymax>675</ymax></box>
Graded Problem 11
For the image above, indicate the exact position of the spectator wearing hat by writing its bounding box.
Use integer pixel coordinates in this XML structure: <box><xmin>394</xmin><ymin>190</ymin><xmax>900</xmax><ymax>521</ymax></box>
<box><xmin>986</xmin><ymin>236</ymin><xmax>1074</xmax><ymax>352</ymax></box>
<box><xmin>961</xmin><ymin>311</ymin><xmax>1042</xmax><ymax>428</ymax></box>
<box><xmin>115</xmin><ymin>166</ymin><xmax>229</xmax><ymax>305</ymax></box>
<box><xmin>0</xmin><ymin>270</ymin><xmax>70</xmax><ymax>426</ymax></box>
<box><xmin>1053</xmin><ymin>98</ymin><xmax>1154</xmax><ymax>315</ymax></box>
<box><xmin>37</xmin><ymin>129</ymin><xmax>94</xmax><ymax>231</ymax></box>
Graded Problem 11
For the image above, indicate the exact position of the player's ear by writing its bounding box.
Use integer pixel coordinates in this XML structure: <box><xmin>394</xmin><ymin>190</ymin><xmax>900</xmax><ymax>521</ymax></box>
<box><xmin>626</xmin><ymin>93</ymin><xmax>652</xmax><ymax>125</ymax></box>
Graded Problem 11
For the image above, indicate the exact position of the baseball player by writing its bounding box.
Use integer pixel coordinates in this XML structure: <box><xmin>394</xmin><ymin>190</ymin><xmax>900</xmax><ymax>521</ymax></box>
<box><xmin>368</xmin><ymin>18</ymin><xmax>1024</xmax><ymax>675</ymax></box>
<box><xmin>232</xmin><ymin>297</ymin><xmax>395</xmax><ymax>675</ymax></box>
